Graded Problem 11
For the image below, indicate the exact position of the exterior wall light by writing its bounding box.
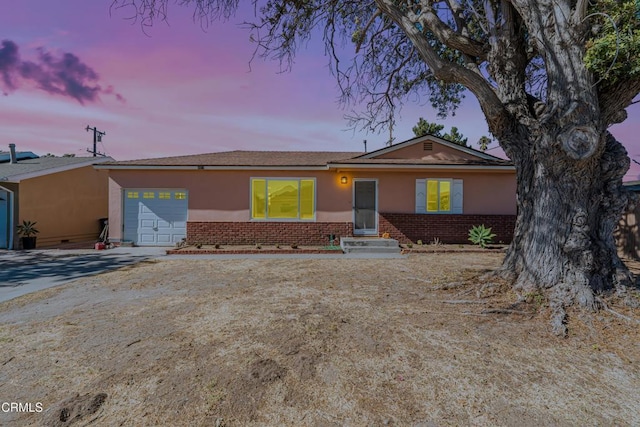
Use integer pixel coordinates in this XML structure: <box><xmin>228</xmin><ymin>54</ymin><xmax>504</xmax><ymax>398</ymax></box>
<box><xmin>340</xmin><ymin>176</ymin><xmax>348</xmax><ymax>184</ymax></box>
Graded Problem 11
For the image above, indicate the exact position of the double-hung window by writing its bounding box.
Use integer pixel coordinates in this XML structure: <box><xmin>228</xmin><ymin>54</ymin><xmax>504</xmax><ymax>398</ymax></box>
<box><xmin>415</xmin><ymin>178</ymin><xmax>463</xmax><ymax>214</ymax></box>
<box><xmin>251</xmin><ymin>178</ymin><xmax>316</xmax><ymax>221</ymax></box>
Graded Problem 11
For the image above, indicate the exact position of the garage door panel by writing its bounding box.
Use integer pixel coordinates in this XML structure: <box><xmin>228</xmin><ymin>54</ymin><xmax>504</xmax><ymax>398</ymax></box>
<box><xmin>123</xmin><ymin>189</ymin><xmax>188</xmax><ymax>246</ymax></box>
<box><xmin>141</xmin><ymin>205</ymin><xmax>155</xmax><ymax>214</ymax></box>
<box><xmin>138</xmin><ymin>234</ymin><xmax>157</xmax><ymax>243</ymax></box>
<box><xmin>156</xmin><ymin>234</ymin><xmax>172</xmax><ymax>243</ymax></box>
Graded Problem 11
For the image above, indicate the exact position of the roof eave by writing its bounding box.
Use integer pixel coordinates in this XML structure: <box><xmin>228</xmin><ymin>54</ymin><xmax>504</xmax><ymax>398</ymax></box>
<box><xmin>1</xmin><ymin>157</ymin><xmax>114</xmax><ymax>183</ymax></box>
<box><xmin>328</xmin><ymin>163</ymin><xmax>515</xmax><ymax>171</ymax></box>
<box><xmin>94</xmin><ymin>164</ymin><xmax>332</xmax><ymax>171</ymax></box>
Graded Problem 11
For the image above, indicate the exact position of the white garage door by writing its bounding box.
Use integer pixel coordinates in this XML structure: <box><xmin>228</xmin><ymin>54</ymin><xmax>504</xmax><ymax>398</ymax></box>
<box><xmin>123</xmin><ymin>189</ymin><xmax>188</xmax><ymax>246</ymax></box>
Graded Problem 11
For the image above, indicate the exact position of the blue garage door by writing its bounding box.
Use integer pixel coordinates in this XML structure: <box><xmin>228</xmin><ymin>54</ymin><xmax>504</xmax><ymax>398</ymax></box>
<box><xmin>123</xmin><ymin>189</ymin><xmax>188</xmax><ymax>246</ymax></box>
<box><xmin>0</xmin><ymin>189</ymin><xmax>8</xmax><ymax>249</ymax></box>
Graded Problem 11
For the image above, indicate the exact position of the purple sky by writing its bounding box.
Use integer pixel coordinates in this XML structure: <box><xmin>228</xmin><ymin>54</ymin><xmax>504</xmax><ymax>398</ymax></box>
<box><xmin>2</xmin><ymin>0</ymin><xmax>639</xmax><ymax>179</ymax></box>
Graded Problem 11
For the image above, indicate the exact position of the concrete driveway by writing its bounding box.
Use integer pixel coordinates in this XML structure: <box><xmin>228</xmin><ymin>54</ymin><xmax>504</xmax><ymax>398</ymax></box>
<box><xmin>0</xmin><ymin>247</ymin><xmax>167</xmax><ymax>303</ymax></box>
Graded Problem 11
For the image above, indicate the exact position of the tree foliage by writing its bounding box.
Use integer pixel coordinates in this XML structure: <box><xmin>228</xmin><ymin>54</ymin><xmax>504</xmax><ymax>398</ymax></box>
<box><xmin>412</xmin><ymin>117</ymin><xmax>468</xmax><ymax>146</ymax></box>
<box><xmin>585</xmin><ymin>0</ymin><xmax>640</xmax><ymax>86</ymax></box>
<box><xmin>477</xmin><ymin>135</ymin><xmax>492</xmax><ymax>151</ymax></box>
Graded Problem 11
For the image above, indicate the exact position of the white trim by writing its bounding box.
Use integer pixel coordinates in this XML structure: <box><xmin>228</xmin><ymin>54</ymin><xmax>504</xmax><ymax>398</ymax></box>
<box><xmin>249</xmin><ymin>177</ymin><xmax>317</xmax><ymax>222</ymax></box>
<box><xmin>357</xmin><ymin>134</ymin><xmax>503</xmax><ymax>161</ymax></box>
<box><xmin>2</xmin><ymin>157</ymin><xmax>114</xmax><ymax>183</ymax></box>
<box><xmin>353</xmin><ymin>178</ymin><xmax>378</xmax><ymax>236</ymax></box>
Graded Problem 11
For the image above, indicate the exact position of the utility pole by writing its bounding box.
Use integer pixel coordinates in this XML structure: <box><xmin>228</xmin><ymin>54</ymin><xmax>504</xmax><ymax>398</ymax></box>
<box><xmin>85</xmin><ymin>125</ymin><xmax>106</xmax><ymax>157</ymax></box>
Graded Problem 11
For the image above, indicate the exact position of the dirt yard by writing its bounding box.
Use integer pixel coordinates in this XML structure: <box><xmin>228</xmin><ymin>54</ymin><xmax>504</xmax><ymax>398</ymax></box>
<box><xmin>1</xmin><ymin>253</ymin><xmax>639</xmax><ymax>426</ymax></box>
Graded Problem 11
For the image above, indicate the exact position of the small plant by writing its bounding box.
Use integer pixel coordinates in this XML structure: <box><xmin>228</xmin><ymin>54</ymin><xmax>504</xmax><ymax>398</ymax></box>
<box><xmin>275</xmin><ymin>243</ymin><xmax>281</xmax><ymax>249</ymax></box>
<box><xmin>417</xmin><ymin>239</ymin><xmax>423</xmax><ymax>246</ymax></box>
<box><xmin>524</xmin><ymin>292</ymin><xmax>545</xmax><ymax>308</ymax></box>
<box><xmin>255</xmin><ymin>243</ymin><xmax>262</xmax><ymax>249</ymax></box>
<box><xmin>381</xmin><ymin>232</ymin><xmax>390</xmax><ymax>239</ymax></box>
<box><xmin>290</xmin><ymin>243</ymin><xmax>298</xmax><ymax>249</ymax></box>
<box><xmin>16</xmin><ymin>220</ymin><xmax>39</xmax><ymax>237</ymax></box>
<box><xmin>214</xmin><ymin>243</ymin><xmax>221</xmax><ymax>249</ymax></box>
<box><xmin>468</xmin><ymin>224</ymin><xmax>496</xmax><ymax>248</ymax></box>
<box><xmin>431</xmin><ymin>237</ymin><xmax>442</xmax><ymax>246</ymax></box>
<box><xmin>195</xmin><ymin>242</ymin><xmax>203</xmax><ymax>249</ymax></box>
<box><xmin>406</xmin><ymin>242</ymin><xmax>413</xmax><ymax>248</ymax></box>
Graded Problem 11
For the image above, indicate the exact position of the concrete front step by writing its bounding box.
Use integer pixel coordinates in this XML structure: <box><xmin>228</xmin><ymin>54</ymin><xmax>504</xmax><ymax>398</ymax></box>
<box><xmin>340</xmin><ymin>237</ymin><xmax>401</xmax><ymax>254</ymax></box>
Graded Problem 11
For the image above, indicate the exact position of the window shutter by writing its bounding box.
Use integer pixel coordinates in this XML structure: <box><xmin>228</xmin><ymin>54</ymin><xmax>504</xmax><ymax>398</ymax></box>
<box><xmin>452</xmin><ymin>179</ymin><xmax>463</xmax><ymax>213</ymax></box>
<box><xmin>415</xmin><ymin>179</ymin><xmax>426</xmax><ymax>213</ymax></box>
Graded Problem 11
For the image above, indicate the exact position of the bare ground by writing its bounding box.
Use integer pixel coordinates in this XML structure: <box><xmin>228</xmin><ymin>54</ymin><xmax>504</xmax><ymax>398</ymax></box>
<box><xmin>1</xmin><ymin>253</ymin><xmax>639</xmax><ymax>426</ymax></box>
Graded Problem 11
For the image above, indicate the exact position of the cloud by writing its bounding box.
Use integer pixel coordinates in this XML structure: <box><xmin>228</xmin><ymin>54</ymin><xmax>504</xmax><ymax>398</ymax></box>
<box><xmin>0</xmin><ymin>39</ymin><xmax>124</xmax><ymax>104</ymax></box>
<box><xmin>0</xmin><ymin>40</ymin><xmax>19</xmax><ymax>91</ymax></box>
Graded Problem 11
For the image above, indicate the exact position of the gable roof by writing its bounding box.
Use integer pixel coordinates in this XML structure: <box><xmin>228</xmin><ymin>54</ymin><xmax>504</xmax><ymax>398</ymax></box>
<box><xmin>97</xmin><ymin>135</ymin><xmax>513</xmax><ymax>171</ymax></box>
<box><xmin>357</xmin><ymin>134</ymin><xmax>505</xmax><ymax>161</ymax></box>
<box><xmin>0</xmin><ymin>156</ymin><xmax>114</xmax><ymax>183</ymax></box>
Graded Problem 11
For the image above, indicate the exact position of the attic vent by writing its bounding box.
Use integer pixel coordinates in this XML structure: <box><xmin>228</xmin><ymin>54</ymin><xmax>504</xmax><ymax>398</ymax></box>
<box><xmin>423</xmin><ymin>142</ymin><xmax>433</xmax><ymax>151</ymax></box>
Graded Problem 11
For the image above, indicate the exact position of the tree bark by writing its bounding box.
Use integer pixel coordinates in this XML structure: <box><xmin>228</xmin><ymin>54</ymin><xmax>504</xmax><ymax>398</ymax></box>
<box><xmin>499</xmin><ymin>131</ymin><xmax>634</xmax><ymax>335</ymax></box>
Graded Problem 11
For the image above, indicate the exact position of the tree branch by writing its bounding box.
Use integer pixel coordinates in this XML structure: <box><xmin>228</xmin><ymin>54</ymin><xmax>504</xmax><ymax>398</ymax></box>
<box><xmin>374</xmin><ymin>0</ymin><xmax>507</xmax><ymax>131</ymax></box>
<box><xmin>409</xmin><ymin>1</ymin><xmax>489</xmax><ymax>60</ymax></box>
<box><xmin>355</xmin><ymin>9</ymin><xmax>382</xmax><ymax>54</ymax></box>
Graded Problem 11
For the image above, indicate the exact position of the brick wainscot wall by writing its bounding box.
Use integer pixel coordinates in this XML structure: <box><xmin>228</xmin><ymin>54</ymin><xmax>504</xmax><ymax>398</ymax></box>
<box><xmin>187</xmin><ymin>214</ymin><xmax>515</xmax><ymax>246</ymax></box>
<box><xmin>379</xmin><ymin>213</ymin><xmax>517</xmax><ymax>244</ymax></box>
<box><xmin>187</xmin><ymin>222</ymin><xmax>353</xmax><ymax>246</ymax></box>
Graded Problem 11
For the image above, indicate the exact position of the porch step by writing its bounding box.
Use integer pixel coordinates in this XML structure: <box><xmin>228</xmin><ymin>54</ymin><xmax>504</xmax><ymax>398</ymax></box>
<box><xmin>340</xmin><ymin>237</ymin><xmax>401</xmax><ymax>254</ymax></box>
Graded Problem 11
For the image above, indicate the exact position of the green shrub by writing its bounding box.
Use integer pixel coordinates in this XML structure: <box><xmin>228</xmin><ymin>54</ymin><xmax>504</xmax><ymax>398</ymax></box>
<box><xmin>17</xmin><ymin>220</ymin><xmax>39</xmax><ymax>237</ymax></box>
<box><xmin>468</xmin><ymin>225</ymin><xmax>496</xmax><ymax>249</ymax></box>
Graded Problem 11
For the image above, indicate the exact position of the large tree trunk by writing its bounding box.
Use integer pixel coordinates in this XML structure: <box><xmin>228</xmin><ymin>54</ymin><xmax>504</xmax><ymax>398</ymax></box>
<box><xmin>500</xmin><ymin>131</ymin><xmax>634</xmax><ymax>335</ymax></box>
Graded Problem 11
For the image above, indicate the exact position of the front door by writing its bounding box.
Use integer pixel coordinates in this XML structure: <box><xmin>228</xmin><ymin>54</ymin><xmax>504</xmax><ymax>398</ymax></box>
<box><xmin>353</xmin><ymin>179</ymin><xmax>378</xmax><ymax>235</ymax></box>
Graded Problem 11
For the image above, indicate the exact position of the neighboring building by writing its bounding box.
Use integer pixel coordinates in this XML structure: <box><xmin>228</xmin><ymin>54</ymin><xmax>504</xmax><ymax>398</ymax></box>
<box><xmin>616</xmin><ymin>181</ymin><xmax>640</xmax><ymax>260</ymax></box>
<box><xmin>0</xmin><ymin>144</ymin><xmax>112</xmax><ymax>249</ymax></box>
<box><xmin>96</xmin><ymin>135</ymin><xmax>517</xmax><ymax>247</ymax></box>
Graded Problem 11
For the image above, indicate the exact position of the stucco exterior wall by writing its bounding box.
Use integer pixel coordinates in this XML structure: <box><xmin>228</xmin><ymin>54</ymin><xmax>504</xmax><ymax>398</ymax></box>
<box><xmin>374</xmin><ymin>140</ymin><xmax>479</xmax><ymax>160</ymax></box>
<box><xmin>19</xmin><ymin>166</ymin><xmax>109</xmax><ymax>246</ymax></box>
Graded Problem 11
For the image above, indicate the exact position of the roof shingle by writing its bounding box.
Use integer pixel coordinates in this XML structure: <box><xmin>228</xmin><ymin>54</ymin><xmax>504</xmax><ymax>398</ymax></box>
<box><xmin>101</xmin><ymin>150</ymin><xmax>364</xmax><ymax>167</ymax></box>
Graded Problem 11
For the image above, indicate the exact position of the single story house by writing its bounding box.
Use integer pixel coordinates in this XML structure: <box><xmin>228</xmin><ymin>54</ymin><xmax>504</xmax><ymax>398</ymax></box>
<box><xmin>96</xmin><ymin>135</ymin><xmax>517</xmax><ymax>247</ymax></box>
<box><xmin>0</xmin><ymin>144</ymin><xmax>112</xmax><ymax>249</ymax></box>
